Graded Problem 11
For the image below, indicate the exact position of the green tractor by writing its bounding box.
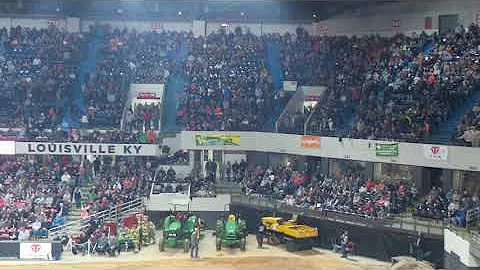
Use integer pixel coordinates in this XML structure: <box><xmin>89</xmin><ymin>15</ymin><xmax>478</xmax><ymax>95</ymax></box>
<box><xmin>216</xmin><ymin>213</ymin><xmax>247</xmax><ymax>251</ymax></box>
<box><xmin>159</xmin><ymin>212</ymin><xmax>200</xmax><ymax>252</ymax></box>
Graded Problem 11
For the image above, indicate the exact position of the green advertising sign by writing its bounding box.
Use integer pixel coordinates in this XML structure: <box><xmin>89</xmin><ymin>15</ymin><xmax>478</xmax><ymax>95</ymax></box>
<box><xmin>195</xmin><ymin>134</ymin><xmax>241</xmax><ymax>146</ymax></box>
<box><xmin>375</xmin><ymin>143</ymin><xmax>399</xmax><ymax>156</ymax></box>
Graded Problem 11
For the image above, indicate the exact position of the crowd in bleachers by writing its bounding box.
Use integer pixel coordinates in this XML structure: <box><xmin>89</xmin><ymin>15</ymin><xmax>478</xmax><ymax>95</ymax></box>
<box><xmin>0</xmin><ymin>23</ymin><xmax>478</xmax><ymax>146</ymax></box>
<box><xmin>151</xmin><ymin>166</ymin><xmax>215</xmax><ymax>197</ymax></box>
<box><xmin>0</xmin><ymin>26</ymin><xmax>83</xmax><ymax>131</ymax></box>
<box><xmin>0</xmin><ymin>156</ymin><xmax>80</xmax><ymax>240</ymax></box>
<box><xmin>241</xmin><ymin>165</ymin><xmax>413</xmax><ymax>218</ymax></box>
<box><xmin>82</xmin><ymin>157</ymin><xmax>153</xmax><ymax>215</ymax></box>
<box><xmin>350</xmin><ymin>26</ymin><xmax>480</xmax><ymax>141</ymax></box>
<box><xmin>177</xmin><ymin>27</ymin><xmax>274</xmax><ymax>131</ymax></box>
<box><xmin>415</xmin><ymin>187</ymin><xmax>480</xmax><ymax>227</ymax></box>
<box><xmin>81</xmin><ymin>26</ymin><xmax>179</xmax><ymax>128</ymax></box>
<box><xmin>0</xmin><ymin>154</ymin><xmax>157</xmax><ymax>241</ymax></box>
<box><xmin>456</xmin><ymin>100</ymin><xmax>480</xmax><ymax>146</ymax></box>
<box><xmin>124</xmin><ymin>104</ymin><xmax>161</xmax><ymax>132</ymax></box>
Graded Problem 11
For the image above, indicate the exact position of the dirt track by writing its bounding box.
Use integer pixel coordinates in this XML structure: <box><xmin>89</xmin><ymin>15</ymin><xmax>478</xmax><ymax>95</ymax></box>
<box><xmin>1</xmin><ymin>256</ymin><xmax>362</xmax><ymax>270</ymax></box>
<box><xmin>0</xmin><ymin>233</ymin><xmax>395</xmax><ymax>270</ymax></box>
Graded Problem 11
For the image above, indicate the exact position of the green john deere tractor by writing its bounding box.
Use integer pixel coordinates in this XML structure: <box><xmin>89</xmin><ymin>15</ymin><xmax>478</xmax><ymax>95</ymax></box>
<box><xmin>159</xmin><ymin>212</ymin><xmax>200</xmax><ymax>252</ymax></box>
<box><xmin>216</xmin><ymin>213</ymin><xmax>247</xmax><ymax>251</ymax></box>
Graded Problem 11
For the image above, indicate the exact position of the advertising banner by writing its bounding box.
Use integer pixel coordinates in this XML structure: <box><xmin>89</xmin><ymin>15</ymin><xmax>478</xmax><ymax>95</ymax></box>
<box><xmin>375</xmin><ymin>143</ymin><xmax>399</xmax><ymax>156</ymax></box>
<box><xmin>20</xmin><ymin>242</ymin><xmax>52</xmax><ymax>259</ymax></box>
<box><xmin>15</xmin><ymin>142</ymin><xmax>159</xmax><ymax>156</ymax></box>
<box><xmin>424</xmin><ymin>145</ymin><xmax>448</xmax><ymax>160</ymax></box>
<box><xmin>283</xmin><ymin>81</ymin><xmax>298</xmax><ymax>92</ymax></box>
<box><xmin>300</xmin><ymin>136</ymin><xmax>321</xmax><ymax>149</ymax></box>
<box><xmin>195</xmin><ymin>134</ymin><xmax>240</xmax><ymax>146</ymax></box>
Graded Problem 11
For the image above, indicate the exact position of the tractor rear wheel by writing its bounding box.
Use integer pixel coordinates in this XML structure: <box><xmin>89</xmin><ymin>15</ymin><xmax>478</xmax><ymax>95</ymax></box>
<box><xmin>240</xmin><ymin>238</ymin><xmax>246</xmax><ymax>251</ymax></box>
<box><xmin>184</xmin><ymin>239</ymin><xmax>191</xmax><ymax>253</ymax></box>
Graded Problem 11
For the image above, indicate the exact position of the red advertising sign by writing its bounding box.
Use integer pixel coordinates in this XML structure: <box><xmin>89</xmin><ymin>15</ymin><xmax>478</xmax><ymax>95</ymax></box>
<box><xmin>151</xmin><ymin>23</ymin><xmax>163</xmax><ymax>30</ymax></box>
<box><xmin>137</xmin><ymin>92</ymin><xmax>160</xmax><ymax>100</ymax></box>
<box><xmin>392</xmin><ymin>19</ymin><xmax>400</xmax><ymax>28</ymax></box>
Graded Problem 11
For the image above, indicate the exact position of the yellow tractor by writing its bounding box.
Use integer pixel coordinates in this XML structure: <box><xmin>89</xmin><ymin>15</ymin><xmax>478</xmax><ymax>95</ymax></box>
<box><xmin>261</xmin><ymin>215</ymin><xmax>318</xmax><ymax>252</ymax></box>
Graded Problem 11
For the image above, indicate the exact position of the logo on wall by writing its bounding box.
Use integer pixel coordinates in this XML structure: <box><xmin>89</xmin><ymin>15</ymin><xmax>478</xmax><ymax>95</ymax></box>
<box><xmin>300</xmin><ymin>136</ymin><xmax>321</xmax><ymax>149</ymax></box>
<box><xmin>375</xmin><ymin>143</ymin><xmax>399</xmax><ymax>156</ymax></box>
<box><xmin>151</xmin><ymin>23</ymin><xmax>163</xmax><ymax>30</ymax></box>
<box><xmin>195</xmin><ymin>134</ymin><xmax>240</xmax><ymax>146</ymax></box>
<box><xmin>424</xmin><ymin>145</ymin><xmax>448</xmax><ymax>160</ymax></box>
<box><xmin>31</xmin><ymin>244</ymin><xmax>41</xmax><ymax>253</ymax></box>
<box><xmin>20</xmin><ymin>243</ymin><xmax>51</xmax><ymax>259</ymax></box>
<box><xmin>392</xmin><ymin>19</ymin><xmax>400</xmax><ymax>28</ymax></box>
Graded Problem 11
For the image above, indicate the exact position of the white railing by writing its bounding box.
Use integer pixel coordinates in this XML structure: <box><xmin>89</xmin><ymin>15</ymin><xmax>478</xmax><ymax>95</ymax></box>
<box><xmin>48</xmin><ymin>197</ymin><xmax>144</xmax><ymax>239</ymax></box>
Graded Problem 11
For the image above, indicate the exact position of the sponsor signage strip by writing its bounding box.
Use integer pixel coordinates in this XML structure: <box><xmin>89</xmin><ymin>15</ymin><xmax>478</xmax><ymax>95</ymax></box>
<box><xmin>15</xmin><ymin>142</ymin><xmax>158</xmax><ymax>156</ymax></box>
<box><xmin>300</xmin><ymin>136</ymin><xmax>321</xmax><ymax>149</ymax></box>
<box><xmin>20</xmin><ymin>242</ymin><xmax>52</xmax><ymax>259</ymax></box>
<box><xmin>195</xmin><ymin>134</ymin><xmax>240</xmax><ymax>146</ymax></box>
<box><xmin>375</xmin><ymin>143</ymin><xmax>399</xmax><ymax>156</ymax></box>
<box><xmin>424</xmin><ymin>145</ymin><xmax>448</xmax><ymax>160</ymax></box>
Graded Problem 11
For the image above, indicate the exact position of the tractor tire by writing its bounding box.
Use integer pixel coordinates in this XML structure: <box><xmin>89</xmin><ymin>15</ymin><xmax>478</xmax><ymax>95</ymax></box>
<box><xmin>184</xmin><ymin>239</ymin><xmax>191</xmax><ymax>253</ymax></box>
<box><xmin>268</xmin><ymin>235</ymin><xmax>281</xmax><ymax>245</ymax></box>
<box><xmin>240</xmin><ymin>238</ymin><xmax>246</xmax><ymax>251</ymax></box>
<box><xmin>216</xmin><ymin>239</ymin><xmax>222</xmax><ymax>251</ymax></box>
<box><xmin>159</xmin><ymin>238</ymin><xmax>165</xmax><ymax>252</ymax></box>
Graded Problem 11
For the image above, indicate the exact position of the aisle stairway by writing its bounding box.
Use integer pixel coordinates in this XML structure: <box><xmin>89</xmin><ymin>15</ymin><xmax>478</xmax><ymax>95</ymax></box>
<box><xmin>163</xmin><ymin>39</ymin><xmax>189</xmax><ymax>133</ymax></box>
<box><xmin>163</xmin><ymin>74</ymin><xmax>185</xmax><ymax>133</ymax></box>
<box><xmin>63</xmin><ymin>29</ymin><xmax>105</xmax><ymax>128</ymax></box>
<box><xmin>430</xmin><ymin>89</ymin><xmax>480</xmax><ymax>144</ymax></box>
<box><xmin>266</xmin><ymin>42</ymin><xmax>285</xmax><ymax>131</ymax></box>
<box><xmin>48</xmin><ymin>181</ymin><xmax>145</xmax><ymax>239</ymax></box>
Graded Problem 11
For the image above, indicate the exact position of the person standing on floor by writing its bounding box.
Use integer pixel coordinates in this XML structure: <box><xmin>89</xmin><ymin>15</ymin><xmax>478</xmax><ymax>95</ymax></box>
<box><xmin>257</xmin><ymin>222</ymin><xmax>265</xmax><ymax>248</ymax></box>
<box><xmin>415</xmin><ymin>231</ymin><xmax>424</xmax><ymax>261</ymax></box>
<box><xmin>190</xmin><ymin>227</ymin><xmax>200</xmax><ymax>258</ymax></box>
<box><xmin>341</xmin><ymin>230</ymin><xmax>349</xmax><ymax>258</ymax></box>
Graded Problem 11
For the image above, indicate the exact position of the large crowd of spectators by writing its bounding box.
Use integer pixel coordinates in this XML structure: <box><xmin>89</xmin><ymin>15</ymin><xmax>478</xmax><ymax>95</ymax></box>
<box><xmin>81</xmin><ymin>26</ymin><xmax>180</xmax><ymax>128</ymax></box>
<box><xmin>456</xmin><ymin>101</ymin><xmax>480</xmax><ymax>146</ymax></box>
<box><xmin>241</xmin><ymin>165</ymin><xmax>413</xmax><ymax>218</ymax></box>
<box><xmin>81</xmin><ymin>157</ymin><xmax>153</xmax><ymax>216</ymax></box>
<box><xmin>9</xmin><ymin>129</ymin><xmax>159</xmax><ymax>144</ymax></box>
<box><xmin>415</xmin><ymin>187</ymin><xmax>480</xmax><ymax>228</ymax></box>
<box><xmin>350</xmin><ymin>26</ymin><xmax>480</xmax><ymax>141</ymax></box>
<box><xmin>177</xmin><ymin>27</ymin><xmax>274</xmax><ymax>131</ymax></box>
<box><xmin>0</xmin><ymin>156</ymin><xmax>81</xmax><ymax>240</ymax></box>
<box><xmin>0</xmin><ymin>26</ymin><xmax>83</xmax><ymax>131</ymax></box>
<box><xmin>0</xmin><ymin>24</ymin><xmax>478</xmax><ymax>146</ymax></box>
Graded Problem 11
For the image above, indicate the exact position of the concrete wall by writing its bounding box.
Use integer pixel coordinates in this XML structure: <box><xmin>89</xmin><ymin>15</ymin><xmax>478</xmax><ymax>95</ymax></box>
<box><xmin>444</xmin><ymin>229</ymin><xmax>480</xmax><ymax>268</ymax></box>
<box><xmin>80</xmin><ymin>19</ymin><xmax>192</xmax><ymax>33</ymax></box>
<box><xmin>147</xmin><ymin>193</ymin><xmax>231</xmax><ymax>212</ymax></box>
<box><xmin>325</xmin><ymin>0</ymin><xmax>480</xmax><ymax>36</ymax></box>
<box><xmin>2</xmin><ymin>1</ymin><xmax>479</xmax><ymax>37</ymax></box>
<box><xmin>205</xmin><ymin>22</ymin><xmax>312</xmax><ymax>35</ymax></box>
<box><xmin>180</xmin><ymin>131</ymin><xmax>480</xmax><ymax>172</ymax></box>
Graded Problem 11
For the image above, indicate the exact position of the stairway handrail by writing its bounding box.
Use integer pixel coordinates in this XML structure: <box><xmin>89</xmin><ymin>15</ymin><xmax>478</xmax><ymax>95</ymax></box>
<box><xmin>48</xmin><ymin>197</ymin><xmax>144</xmax><ymax>237</ymax></box>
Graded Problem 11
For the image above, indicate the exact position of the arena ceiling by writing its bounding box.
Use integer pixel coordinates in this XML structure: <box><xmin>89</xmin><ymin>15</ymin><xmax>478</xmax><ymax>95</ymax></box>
<box><xmin>0</xmin><ymin>0</ymin><xmax>429</xmax><ymax>21</ymax></box>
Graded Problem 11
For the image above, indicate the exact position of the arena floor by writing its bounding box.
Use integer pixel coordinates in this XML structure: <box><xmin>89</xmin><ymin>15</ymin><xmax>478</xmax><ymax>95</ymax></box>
<box><xmin>0</xmin><ymin>232</ymin><xmax>433</xmax><ymax>270</ymax></box>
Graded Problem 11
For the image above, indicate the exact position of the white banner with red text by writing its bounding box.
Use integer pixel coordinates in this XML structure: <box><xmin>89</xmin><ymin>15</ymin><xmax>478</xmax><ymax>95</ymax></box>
<box><xmin>20</xmin><ymin>242</ymin><xmax>52</xmax><ymax>260</ymax></box>
<box><xmin>424</xmin><ymin>145</ymin><xmax>449</xmax><ymax>161</ymax></box>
